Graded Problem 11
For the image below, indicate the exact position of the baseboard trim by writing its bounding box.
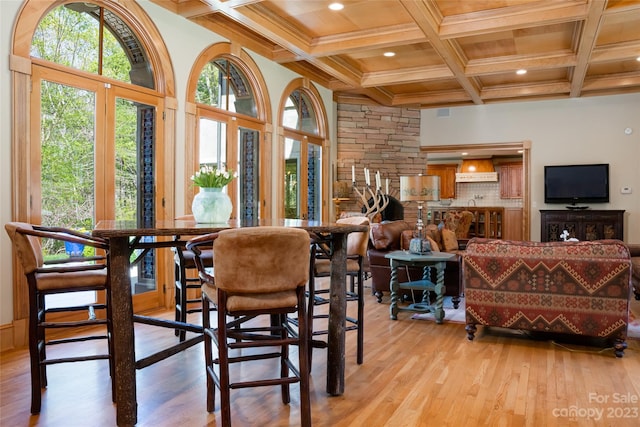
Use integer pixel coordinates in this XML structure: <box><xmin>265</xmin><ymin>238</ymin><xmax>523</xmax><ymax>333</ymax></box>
<box><xmin>0</xmin><ymin>319</ymin><xmax>27</xmax><ymax>353</ymax></box>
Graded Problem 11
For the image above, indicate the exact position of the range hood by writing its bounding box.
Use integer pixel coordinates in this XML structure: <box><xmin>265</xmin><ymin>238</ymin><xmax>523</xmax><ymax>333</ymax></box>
<box><xmin>455</xmin><ymin>159</ymin><xmax>498</xmax><ymax>182</ymax></box>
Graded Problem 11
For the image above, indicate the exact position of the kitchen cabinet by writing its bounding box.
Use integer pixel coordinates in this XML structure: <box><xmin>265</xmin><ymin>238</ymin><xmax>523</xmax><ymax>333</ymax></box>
<box><xmin>540</xmin><ymin>210</ymin><xmax>624</xmax><ymax>242</ymax></box>
<box><xmin>499</xmin><ymin>162</ymin><xmax>523</xmax><ymax>199</ymax></box>
<box><xmin>469</xmin><ymin>207</ymin><xmax>503</xmax><ymax>239</ymax></box>
<box><xmin>427</xmin><ymin>164</ymin><xmax>457</xmax><ymax>200</ymax></box>
<box><xmin>503</xmin><ymin>208</ymin><xmax>523</xmax><ymax>240</ymax></box>
<box><xmin>426</xmin><ymin>207</ymin><xmax>504</xmax><ymax>239</ymax></box>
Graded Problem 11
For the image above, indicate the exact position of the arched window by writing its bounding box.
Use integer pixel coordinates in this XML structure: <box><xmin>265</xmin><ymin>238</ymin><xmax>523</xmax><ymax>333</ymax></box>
<box><xmin>187</xmin><ymin>46</ymin><xmax>269</xmax><ymax>221</ymax></box>
<box><xmin>281</xmin><ymin>86</ymin><xmax>327</xmax><ymax>221</ymax></box>
<box><xmin>12</xmin><ymin>0</ymin><xmax>174</xmax><ymax>313</ymax></box>
<box><xmin>196</xmin><ymin>58</ymin><xmax>256</xmax><ymax>117</ymax></box>
<box><xmin>32</xmin><ymin>2</ymin><xmax>154</xmax><ymax>89</ymax></box>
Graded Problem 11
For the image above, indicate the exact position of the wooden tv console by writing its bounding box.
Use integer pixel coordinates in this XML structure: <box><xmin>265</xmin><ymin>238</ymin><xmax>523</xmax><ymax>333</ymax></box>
<box><xmin>540</xmin><ymin>209</ymin><xmax>624</xmax><ymax>242</ymax></box>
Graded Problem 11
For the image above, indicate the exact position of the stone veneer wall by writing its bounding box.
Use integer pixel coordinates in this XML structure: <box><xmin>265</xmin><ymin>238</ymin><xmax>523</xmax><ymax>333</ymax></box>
<box><xmin>335</xmin><ymin>102</ymin><xmax>423</xmax><ymax>225</ymax></box>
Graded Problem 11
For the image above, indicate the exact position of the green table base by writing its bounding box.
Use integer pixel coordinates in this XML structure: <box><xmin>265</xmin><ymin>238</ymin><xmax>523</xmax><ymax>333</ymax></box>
<box><xmin>384</xmin><ymin>250</ymin><xmax>456</xmax><ymax>322</ymax></box>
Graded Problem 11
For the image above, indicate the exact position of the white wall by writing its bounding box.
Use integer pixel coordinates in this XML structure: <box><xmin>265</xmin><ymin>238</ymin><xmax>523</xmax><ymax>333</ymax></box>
<box><xmin>421</xmin><ymin>94</ymin><xmax>640</xmax><ymax>242</ymax></box>
<box><xmin>0</xmin><ymin>0</ymin><xmax>22</xmax><ymax>327</ymax></box>
<box><xmin>0</xmin><ymin>0</ymin><xmax>334</xmax><ymax>326</ymax></box>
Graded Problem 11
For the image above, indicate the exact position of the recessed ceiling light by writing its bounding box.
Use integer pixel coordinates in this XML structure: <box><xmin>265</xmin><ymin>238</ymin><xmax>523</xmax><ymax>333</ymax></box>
<box><xmin>516</xmin><ymin>69</ymin><xmax>527</xmax><ymax>75</ymax></box>
<box><xmin>383</xmin><ymin>52</ymin><xmax>396</xmax><ymax>57</ymax></box>
<box><xmin>328</xmin><ymin>2</ymin><xmax>344</xmax><ymax>11</ymax></box>
<box><xmin>461</xmin><ymin>152</ymin><xmax>468</xmax><ymax>156</ymax></box>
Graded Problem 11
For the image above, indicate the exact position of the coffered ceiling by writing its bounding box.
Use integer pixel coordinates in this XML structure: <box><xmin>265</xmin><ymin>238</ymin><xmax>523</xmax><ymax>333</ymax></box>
<box><xmin>151</xmin><ymin>0</ymin><xmax>640</xmax><ymax>109</ymax></box>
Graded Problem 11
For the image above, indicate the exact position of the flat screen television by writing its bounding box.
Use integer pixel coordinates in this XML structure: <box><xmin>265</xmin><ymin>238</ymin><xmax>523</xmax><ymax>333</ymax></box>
<box><xmin>544</xmin><ymin>163</ymin><xmax>609</xmax><ymax>205</ymax></box>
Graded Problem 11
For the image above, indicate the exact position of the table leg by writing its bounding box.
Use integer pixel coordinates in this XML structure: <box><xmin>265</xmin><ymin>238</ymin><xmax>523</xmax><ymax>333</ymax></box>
<box><xmin>434</xmin><ymin>262</ymin><xmax>446</xmax><ymax>324</ymax></box>
<box><xmin>421</xmin><ymin>266</ymin><xmax>431</xmax><ymax>303</ymax></box>
<box><xmin>389</xmin><ymin>259</ymin><xmax>399</xmax><ymax>320</ymax></box>
<box><xmin>326</xmin><ymin>233</ymin><xmax>347</xmax><ymax>396</ymax></box>
<box><xmin>109</xmin><ymin>237</ymin><xmax>137</xmax><ymax>426</ymax></box>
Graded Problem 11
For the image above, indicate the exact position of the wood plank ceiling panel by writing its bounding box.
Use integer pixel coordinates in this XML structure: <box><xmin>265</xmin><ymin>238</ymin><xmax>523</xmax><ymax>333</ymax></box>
<box><xmin>152</xmin><ymin>0</ymin><xmax>640</xmax><ymax>108</ymax></box>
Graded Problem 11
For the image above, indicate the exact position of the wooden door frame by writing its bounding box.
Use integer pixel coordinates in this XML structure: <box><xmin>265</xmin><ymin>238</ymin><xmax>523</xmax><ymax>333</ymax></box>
<box><xmin>421</xmin><ymin>141</ymin><xmax>531</xmax><ymax>241</ymax></box>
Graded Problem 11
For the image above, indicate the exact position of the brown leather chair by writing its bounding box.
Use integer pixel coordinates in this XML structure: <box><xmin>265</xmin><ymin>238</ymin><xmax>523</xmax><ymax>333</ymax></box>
<box><xmin>4</xmin><ymin>222</ymin><xmax>114</xmax><ymax>414</ymax></box>
<box><xmin>187</xmin><ymin>227</ymin><xmax>311</xmax><ymax>427</ymax></box>
<box><xmin>310</xmin><ymin>216</ymin><xmax>369</xmax><ymax>365</ymax></box>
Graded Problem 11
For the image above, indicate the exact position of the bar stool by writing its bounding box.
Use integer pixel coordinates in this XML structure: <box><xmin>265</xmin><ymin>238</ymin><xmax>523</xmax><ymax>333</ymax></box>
<box><xmin>173</xmin><ymin>215</ymin><xmax>214</xmax><ymax>341</ymax></box>
<box><xmin>4</xmin><ymin>222</ymin><xmax>114</xmax><ymax>414</ymax></box>
<box><xmin>187</xmin><ymin>227</ymin><xmax>312</xmax><ymax>427</ymax></box>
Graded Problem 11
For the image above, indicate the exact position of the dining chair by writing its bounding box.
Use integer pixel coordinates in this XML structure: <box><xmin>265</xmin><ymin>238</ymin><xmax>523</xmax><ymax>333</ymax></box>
<box><xmin>187</xmin><ymin>227</ymin><xmax>311</xmax><ymax>427</ymax></box>
<box><xmin>309</xmin><ymin>216</ymin><xmax>369</xmax><ymax>365</ymax></box>
<box><xmin>4</xmin><ymin>222</ymin><xmax>114</xmax><ymax>414</ymax></box>
<box><xmin>173</xmin><ymin>215</ymin><xmax>214</xmax><ymax>341</ymax></box>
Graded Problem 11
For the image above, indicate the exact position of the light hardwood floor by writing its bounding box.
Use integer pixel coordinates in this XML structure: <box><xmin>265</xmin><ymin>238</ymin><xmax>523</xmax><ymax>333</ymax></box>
<box><xmin>2</xmin><ymin>279</ymin><xmax>640</xmax><ymax>427</ymax></box>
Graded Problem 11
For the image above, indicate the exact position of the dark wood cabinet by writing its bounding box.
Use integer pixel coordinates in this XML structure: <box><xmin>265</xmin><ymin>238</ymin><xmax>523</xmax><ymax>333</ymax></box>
<box><xmin>540</xmin><ymin>210</ymin><xmax>624</xmax><ymax>242</ymax></box>
<box><xmin>499</xmin><ymin>162</ymin><xmax>523</xmax><ymax>199</ymax></box>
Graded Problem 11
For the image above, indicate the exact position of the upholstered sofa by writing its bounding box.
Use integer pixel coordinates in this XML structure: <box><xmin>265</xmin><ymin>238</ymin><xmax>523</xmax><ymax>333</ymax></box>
<box><xmin>463</xmin><ymin>238</ymin><xmax>632</xmax><ymax>357</ymax></box>
<box><xmin>366</xmin><ymin>216</ymin><xmax>470</xmax><ymax>307</ymax></box>
<box><xmin>628</xmin><ymin>244</ymin><xmax>640</xmax><ymax>299</ymax></box>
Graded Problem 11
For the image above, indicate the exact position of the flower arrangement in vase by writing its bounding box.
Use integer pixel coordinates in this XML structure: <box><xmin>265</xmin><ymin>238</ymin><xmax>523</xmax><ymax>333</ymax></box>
<box><xmin>190</xmin><ymin>165</ymin><xmax>237</xmax><ymax>223</ymax></box>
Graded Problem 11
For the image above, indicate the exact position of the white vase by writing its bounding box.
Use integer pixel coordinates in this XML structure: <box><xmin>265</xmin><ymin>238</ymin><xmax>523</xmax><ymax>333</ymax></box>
<box><xmin>191</xmin><ymin>187</ymin><xmax>233</xmax><ymax>224</ymax></box>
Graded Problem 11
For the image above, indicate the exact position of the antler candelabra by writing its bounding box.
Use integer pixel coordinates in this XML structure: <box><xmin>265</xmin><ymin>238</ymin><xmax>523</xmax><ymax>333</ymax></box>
<box><xmin>352</xmin><ymin>166</ymin><xmax>390</xmax><ymax>220</ymax></box>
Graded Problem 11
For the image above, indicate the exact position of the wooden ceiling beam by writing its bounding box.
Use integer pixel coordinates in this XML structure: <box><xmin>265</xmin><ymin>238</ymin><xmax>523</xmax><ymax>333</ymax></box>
<box><xmin>196</xmin><ymin>1</ymin><xmax>371</xmax><ymax>87</ymax></box>
<box><xmin>361</xmin><ymin>65</ymin><xmax>453</xmax><ymax>87</ymax></box>
<box><xmin>590</xmin><ymin>41</ymin><xmax>640</xmax><ymax>63</ymax></box>
<box><xmin>401</xmin><ymin>0</ymin><xmax>483</xmax><ymax>105</ymax></box>
<box><xmin>465</xmin><ymin>52</ymin><xmax>577</xmax><ymax>75</ymax></box>
<box><xmin>482</xmin><ymin>82</ymin><xmax>571</xmax><ymax>99</ymax></box>
<box><xmin>336</xmin><ymin>87</ymin><xmax>395</xmax><ymax>107</ymax></box>
<box><xmin>393</xmin><ymin>90</ymin><xmax>470</xmax><ymax>106</ymax></box>
<box><xmin>438</xmin><ymin>1</ymin><xmax>590</xmax><ymax>38</ymax></box>
<box><xmin>309</xmin><ymin>25</ymin><xmax>427</xmax><ymax>57</ymax></box>
<box><xmin>173</xmin><ymin>0</ymin><xmax>263</xmax><ymax>18</ymax></box>
<box><xmin>190</xmin><ymin>15</ymin><xmax>276</xmax><ymax>59</ymax></box>
<box><xmin>570</xmin><ymin>0</ymin><xmax>607</xmax><ymax>97</ymax></box>
<box><xmin>582</xmin><ymin>73</ymin><xmax>640</xmax><ymax>91</ymax></box>
<box><xmin>168</xmin><ymin>0</ymin><xmax>218</xmax><ymax>18</ymax></box>
<box><xmin>151</xmin><ymin>0</ymin><xmax>640</xmax><ymax>109</ymax></box>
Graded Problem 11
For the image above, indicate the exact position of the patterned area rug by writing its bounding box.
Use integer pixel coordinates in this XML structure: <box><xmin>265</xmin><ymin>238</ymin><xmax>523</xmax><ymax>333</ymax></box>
<box><xmin>410</xmin><ymin>296</ymin><xmax>466</xmax><ymax>324</ymax></box>
<box><xmin>412</xmin><ymin>295</ymin><xmax>640</xmax><ymax>340</ymax></box>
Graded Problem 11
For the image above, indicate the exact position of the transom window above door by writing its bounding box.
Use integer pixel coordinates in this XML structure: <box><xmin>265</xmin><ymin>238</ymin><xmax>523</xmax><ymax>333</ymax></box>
<box><xmin>196</xmin><ymin>58</ymin><xmax>257</xmax><ymax>117</ymax></box>
<box><xmin>31</xmin><ymin>2</ymin><xmax>154</xmax><ymax>89</ymax></box>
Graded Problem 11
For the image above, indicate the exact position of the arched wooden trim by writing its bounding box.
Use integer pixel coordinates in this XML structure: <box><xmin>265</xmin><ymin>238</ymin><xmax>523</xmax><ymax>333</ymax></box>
<box><xmin>276</xmin><ymin>79</ymin><xmax>331</xmax><ymax>220</ymax></box>
<box><xmin>186</xmin><ymin>42</ymin><xmax>270</xmax><ymax>122</ymax></box>
<box><xmin>184</xmin><ymin>42</ymin><xmax>271</xmax><ymax>214</ymax></box>
<box><xmin>278</xmin><ymin>78</ymin><xmax>329</xmax><ymax>140</ymax></box>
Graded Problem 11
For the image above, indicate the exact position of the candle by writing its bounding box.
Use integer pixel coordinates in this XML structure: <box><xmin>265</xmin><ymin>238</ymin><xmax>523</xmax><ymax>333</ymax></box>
<box><xmin>352</xmin><ymin>165</ymin><xmax>356</xmax><ymax>184</ymax></box>
<box><xmin>375</xmin><ymin>171</ymin><xmax>381</xmax><ymax>189</ymax></box>
<box><xmin>385</xmin><ymin>178</ymin><xmax>389</xmax><ymax>194</ymax></box>
<box><xmin>365</xmin><ymin>168</ymin><xmax>370</xmax><ymax>186</ymax></box>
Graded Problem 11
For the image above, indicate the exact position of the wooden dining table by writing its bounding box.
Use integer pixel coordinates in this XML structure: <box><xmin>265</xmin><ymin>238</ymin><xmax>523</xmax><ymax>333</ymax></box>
<box><xmin>93</xmin><ymin>218</ymin><xmax>368</xmax><ymax>426</ymax></box>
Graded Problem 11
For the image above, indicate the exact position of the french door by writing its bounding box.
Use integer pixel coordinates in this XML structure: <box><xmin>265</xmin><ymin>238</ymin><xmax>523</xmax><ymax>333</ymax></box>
<box><xmin>284</xmin><ymin>133</ymin><xmax>323</xmax><ymax>220</ymax></box>
<box><xmin>197</xmin><ymin>109</ymin><xmax>264</xmax><ymax>221</ymax></box>
<box><xmin>31</xmin><ymin>65</ymin><xmax>166</xmax><ymax>311</ymax></box>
